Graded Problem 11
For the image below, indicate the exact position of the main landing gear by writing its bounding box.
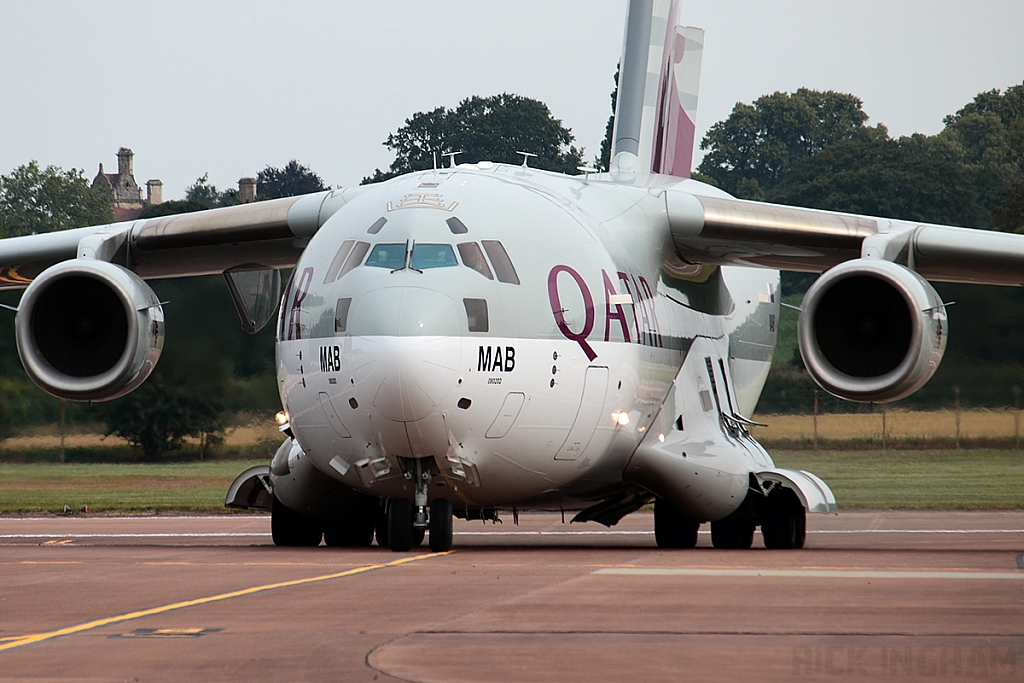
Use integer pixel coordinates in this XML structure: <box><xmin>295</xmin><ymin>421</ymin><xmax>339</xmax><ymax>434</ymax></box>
<box><xmin>760</xmin><ymin>487</ymin><xmax>806</xmax><ymax>550</ymax></box>
<box><xmin>653</xmin><ymin>497</ymin><xmax>699</xmax><ymax>548</ymax></box>
<box><xmin>271</xmin><ymin>496</ymin><xmax>387</xmax><ymax>548</ymax></box>
<box><xmin>653</xmin><ymin>489</ymin><xmax>807</xmax><ymax>550</ymax></box>
<box><xmin>271</xmin><ymin>497</ymin><xmax>323</xmax><ymax>547</ymax></box>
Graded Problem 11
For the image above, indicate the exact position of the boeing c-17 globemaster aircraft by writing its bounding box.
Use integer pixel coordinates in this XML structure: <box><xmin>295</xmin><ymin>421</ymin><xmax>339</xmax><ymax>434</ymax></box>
<box><xmin>1</xmin><ymin>0</ymin><xmax>1021</xmax><ymax>553</ymax></box>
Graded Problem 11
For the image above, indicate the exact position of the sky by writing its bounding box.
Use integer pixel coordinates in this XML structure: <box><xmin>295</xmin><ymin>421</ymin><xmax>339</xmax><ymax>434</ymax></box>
<box><xmin>1</xmin><ymin>1</ymin><xmax>1022</xmax><ymax>200</ymax></box>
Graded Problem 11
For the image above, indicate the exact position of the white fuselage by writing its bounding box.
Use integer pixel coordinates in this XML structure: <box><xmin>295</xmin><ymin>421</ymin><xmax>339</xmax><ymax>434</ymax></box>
<box><xmin>275</xmin><ymin>165</ymin><xmax>780</xmax><ymax>515</ymax></box>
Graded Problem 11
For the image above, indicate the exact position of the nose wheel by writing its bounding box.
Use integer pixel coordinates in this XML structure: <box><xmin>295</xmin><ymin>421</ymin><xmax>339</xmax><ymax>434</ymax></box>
<box><xmin>386</xmin><ymin>498</ymin><xmax>453</xmax><ymax>552</ymax></box>
<box><xmin>428</xmin><ymin>498</ymin><xmax>453</xmax><ymax>552</ymax></box>
<box><xmin>387</xmin><ymin>499</ymin><xmax>415</xmax><ymax>551</ymax></box>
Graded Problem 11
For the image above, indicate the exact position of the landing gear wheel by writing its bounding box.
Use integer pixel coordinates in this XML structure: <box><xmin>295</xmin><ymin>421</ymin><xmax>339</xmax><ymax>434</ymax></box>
<box><xmin>428</xmin><ymin>498</ymin><xmax>454</xmax><ymax>552</ymax></box>
<box><xmin>762</xmin><ymin>489</ymin><xmax>807</xmax><ymax>549</ymax></box>
<box><xmin>412</xmin><ymin>528</ymin><xmax>425</xmax><ymax>547</ymax></box>
<box><xmin>271</xmin><ymin>497</ymin><xmax>323</xmax><ymax>547</ymax></box>
<box><xmin>387</xmin><ymin>499</ymin><xmax>414</xmax><ymax>552</ymax></box>
<box><xmin>654</xmin><ymin>497</ymin><xmax>700</xmax><ymax>549</ymax></box>
<box><xmin>710</xmin><ymin>518</ymin><xmax>755</xmax><ymax>549</ymax></box>
<box><xmin>323</xmin><ymin>508</ymin><xmax>374</xmax><ymax>548</ymax></box>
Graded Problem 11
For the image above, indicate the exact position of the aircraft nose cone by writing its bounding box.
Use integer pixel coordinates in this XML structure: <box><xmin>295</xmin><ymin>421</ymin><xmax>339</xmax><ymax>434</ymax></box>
<box><xmin>350</xmin><ymin>288</ymin><xmax>461</xmax><ymax>422</ymax></box>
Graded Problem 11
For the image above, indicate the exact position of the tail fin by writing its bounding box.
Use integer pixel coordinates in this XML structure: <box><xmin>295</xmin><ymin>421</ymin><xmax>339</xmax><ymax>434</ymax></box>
<box><xmin>610</xmin><ymin>0</ymin><xmax>704</xmax><ymax>178</ymax></box>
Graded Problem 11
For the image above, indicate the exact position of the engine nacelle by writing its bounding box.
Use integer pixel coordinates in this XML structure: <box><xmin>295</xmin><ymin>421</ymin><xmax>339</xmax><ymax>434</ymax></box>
<box><xmin>797</xmin><ymin>259</ymin><xmax>946</xmax><ymax>403</ymax></box>
<box><xmin>16</xmin><ymin>260</ymin><xmax>164</xmax><ymax>402</ymax></box>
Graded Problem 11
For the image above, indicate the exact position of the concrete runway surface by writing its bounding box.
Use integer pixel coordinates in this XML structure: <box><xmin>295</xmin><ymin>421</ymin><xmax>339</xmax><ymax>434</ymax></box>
<box><xmin>1</xmin><ymin>511</ymin><xmax>1023</xmax><ymax>682</ymax></box>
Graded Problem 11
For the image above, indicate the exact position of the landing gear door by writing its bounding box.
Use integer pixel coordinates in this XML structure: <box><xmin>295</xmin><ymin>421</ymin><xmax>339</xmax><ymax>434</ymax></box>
<box><xmin>555</xmin><ymin>366</ymin><xmax>609</xmax><ymax>461</ymax></box>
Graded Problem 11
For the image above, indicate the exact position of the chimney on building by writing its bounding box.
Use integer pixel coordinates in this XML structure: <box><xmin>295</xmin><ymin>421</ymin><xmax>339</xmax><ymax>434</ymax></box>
<box><xmin>117</xmin><ymin>147</ymin><xmax>134</xmax><ymax>177</ymax></box>
<box><xmin>238</xmin><ymin>177</ymin><xmax>257</xmax><ymax>203</ymax></box>
<box><xmin>146</xmin><ymin>179</ymin><xmax>163</xmax><ymax>206</ymax></box>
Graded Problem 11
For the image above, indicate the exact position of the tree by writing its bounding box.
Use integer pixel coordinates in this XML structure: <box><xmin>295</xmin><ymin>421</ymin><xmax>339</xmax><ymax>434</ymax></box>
<box><xmin>698</xmin><ymin>89</ymin><xmax>874</xmax><ymax>199</ymax></box>
<box><xmin>363</xmin><ymin>94</ymin><xmax>584</xmax><ymax>183</ymax></box>
<box><xmin>95</xmin><ymin>361</ymin><xmax>228</xmax><ymax>459</ymax></box>
<box><xmin>598</xmin><ymin>66</ymin><xmax>619</xmax><ymax>172</ymax></box>
<box><xmin>184</xmin><ymin>173</ymin><xmax>239</xmax><ymax>209</ymax></box>
<box><xmin>257</xmin><ymin>160</ymin><xmax>326</xmax><ymax>199</ymax></box>
<box><xmin>0</xmin><ymin>161</ymin><xmax>114</xmax><ymax>237</ymax></box>
<box><xmin>766</xmin><ymin>132</ymin><xmax>984</xmax><ymax>228</ymax></box>
<box><xmin>942</xmin><ymin>83</ymin><xmax>1024</xmax><ymax>225</ymax></box>
<box><xmin>994</xmin><ymin>179</ymin><xmax>1024</xmax><ymax>233</ymax></box>
<box><xmin>137</xmin><ymin>198</ymin><xmax>209</xmax><ymax>219</ymax></box>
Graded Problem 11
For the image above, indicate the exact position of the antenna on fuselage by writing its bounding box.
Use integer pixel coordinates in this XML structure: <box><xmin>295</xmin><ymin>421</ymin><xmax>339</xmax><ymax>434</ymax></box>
<box><xmin>516</xmin><ymin>151</ymin><xmax>538</xmax><ymax>168</ymax></box>
<box><xmin>577</xmin><ymin>165</ymin><xmax>599</xmax><ymax>185</ymax></box>
<box><xmin>443</xmin><ymin>151</ymin><xmax>462</xmax><ymax>168</ymax></box>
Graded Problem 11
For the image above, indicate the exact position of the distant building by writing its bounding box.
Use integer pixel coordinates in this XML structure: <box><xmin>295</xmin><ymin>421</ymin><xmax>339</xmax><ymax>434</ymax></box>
<box><xmin>92</xmin><ymin>148</ymin><xmax>257</xmax><ymax>220</ymax></box>
<box><xmin>91</xmin><ymin>147</ymin><xmax>162</xmax><ymax>222</ymax></box>
<box><xmin>238</xmin><ymin>177</ymin><xmax>256</xmax><ymax>203</ymax></box>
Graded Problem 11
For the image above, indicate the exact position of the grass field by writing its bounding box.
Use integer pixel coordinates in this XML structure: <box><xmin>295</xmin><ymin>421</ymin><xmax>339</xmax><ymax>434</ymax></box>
<box><xmin>0</xmin><ymin>450</ymin><xmax>1021</xmax><ymax>514</ymax></box>
<box><xmin>3</xmin><ymin>411</ymin><xmax>1024</xmax><ymax>514</ymax></box>
<box><xmin>771</xmin><ymin>449</ymin><xmax>1024</xmax><ymax>510</ymax></box>
<box><xmin>0</xmin><ymin>461</ymin><xmax>266</xmax><ymax>514</ymax></box>
<box><xmin>0</xmin><ymin>420</ymin><xmax>282</xmax><ymax>463</ymax></box>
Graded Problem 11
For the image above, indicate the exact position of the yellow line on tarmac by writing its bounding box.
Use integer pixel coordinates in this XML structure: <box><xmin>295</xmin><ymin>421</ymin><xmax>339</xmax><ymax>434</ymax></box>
<box><xmin>0</xmin><ymin>551</ymin><xmax>450</xmax><ymax>653</ymax></box>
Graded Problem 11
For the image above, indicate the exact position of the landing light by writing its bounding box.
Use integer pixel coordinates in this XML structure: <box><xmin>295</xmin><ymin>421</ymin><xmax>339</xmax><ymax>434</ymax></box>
<box><xmin>275</xmin><ymin>411</ymin><xmax>290</xmax><ymax>427</ymax></box>
<box><xmin>612</xmin><ymin>411</ymin><xmax>630</xmax><ymax>426</ymax></box>
<box><xmin>658</xmin><ymin>434</ymin><xmax>665</xmax><ymax>443</ymax></box>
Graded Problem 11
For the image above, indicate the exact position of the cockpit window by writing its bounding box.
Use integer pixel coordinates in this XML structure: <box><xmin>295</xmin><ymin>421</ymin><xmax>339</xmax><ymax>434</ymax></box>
<box><xmin>365</xmin><ymin>243</ymin><xmax>407</xmax><ymax>269</ymax></box>
<box><xmin>463</xmin><ymin>298</ymin><xmax>489</xmax><ymax>332</ymax></box>
<box><xmin>457</xmin><ymin>242</ymin><xmax>493</xmax><ymax>280</ymax></box>
<box><xmin>446</xmin><ymin>217</ymin><xmax>469</xmax><ymax>234</ymax></box>
<box><xmin>367</xmin><ymin>217</ymin><xmax>387</xmax><ymax>234</ymax></box>
<box><xmin>481</xmin><ymin>240</ymin><xmax>520</xmax><ymax>285</ymax></box>
<box><xmin>339</xmin><ymin>241</ymin><xmax>370</xmax><ymax>278</ymax></box>
<box><xmin>411</xmin><ymin>243</ymin><xmax>458</xmax><ymax>270</ymax></box>
<box><xmin>324</xmin><ymin>239</ymin><xmax>354</xmax><ymax>283</ymax></box>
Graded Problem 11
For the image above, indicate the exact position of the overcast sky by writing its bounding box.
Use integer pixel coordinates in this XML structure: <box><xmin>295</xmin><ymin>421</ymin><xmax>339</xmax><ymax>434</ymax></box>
<box><xmin>1</xmin><ymin>1</ymin><xmax>1022</xmax><ymax>200</ymax></box>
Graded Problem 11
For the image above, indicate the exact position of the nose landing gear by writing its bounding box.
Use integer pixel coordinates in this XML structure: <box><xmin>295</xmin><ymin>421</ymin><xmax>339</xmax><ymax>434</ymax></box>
<box><xmin>387</xmin><ymin>458</ymin><xmax>454</xmax><ymax>552</ymax></box>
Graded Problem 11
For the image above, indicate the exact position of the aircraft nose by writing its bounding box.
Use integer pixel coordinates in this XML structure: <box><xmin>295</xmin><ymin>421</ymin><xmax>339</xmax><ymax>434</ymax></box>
<box><xmin>349</xmin><ymin>286</ymin><xmax>461</xmax><ymax>337</ymax></box>
<box><xmin>349</xmin><ymin>287</ymin><xmax>461</xmax><ymax>422</ymax></box>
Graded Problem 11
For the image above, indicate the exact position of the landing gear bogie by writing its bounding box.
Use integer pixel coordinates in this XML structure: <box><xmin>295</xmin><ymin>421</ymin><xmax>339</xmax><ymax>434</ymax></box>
<box><xmin>710</xmin><ymin>517</ymin><xmax>755</xmax><ymax>549</ymax></box>
<box><xmin>271</xmin><ymin>497</ymin><xmax>323</xmax><ymax>547</ymax></box>
<box><xmin>322</xmin><ymin>515</ymin><xmax>374</xmax><ymax>547</ymax></box>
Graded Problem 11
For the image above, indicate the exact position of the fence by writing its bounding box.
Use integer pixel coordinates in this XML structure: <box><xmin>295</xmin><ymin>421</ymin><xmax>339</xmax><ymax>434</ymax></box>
<box><xmin>752</xmin><ymin>388</ymin><xmax>1024</xmax><ymax>450</ymax></box>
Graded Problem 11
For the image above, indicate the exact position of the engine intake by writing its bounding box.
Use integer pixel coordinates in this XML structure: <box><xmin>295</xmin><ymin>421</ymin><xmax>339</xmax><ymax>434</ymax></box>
<box><xmin>16</xmin><ymin>260</ymin><xmax>164</xmax><ymax>402</ymax></box>
<box><xmin>797</xmin><ymin>259</ymin><xmax>946</xmax><ymax>403</ymax></box>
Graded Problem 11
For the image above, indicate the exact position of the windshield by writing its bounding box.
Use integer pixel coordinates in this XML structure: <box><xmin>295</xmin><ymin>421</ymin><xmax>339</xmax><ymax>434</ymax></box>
<box><xmin>411</xmin><ymin>243</ymin><xmax>458</xmax><ymax>270</ymax></box>
<box><xmin>365</xmin><ymin>243</ymin><xmax>407</xmax><ymax>269</ymax></box>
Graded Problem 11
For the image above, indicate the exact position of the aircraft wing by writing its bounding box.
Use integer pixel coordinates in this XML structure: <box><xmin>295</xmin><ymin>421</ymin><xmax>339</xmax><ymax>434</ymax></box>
<box><xmin>0</xmin><ymin>188</ymin><xmax>357</xmax><ymax>289</ymax></box>
<box><xmin>664</xmin><ymin>186</ymin><xmax>1024</xmax><ymax>287</ymax></box>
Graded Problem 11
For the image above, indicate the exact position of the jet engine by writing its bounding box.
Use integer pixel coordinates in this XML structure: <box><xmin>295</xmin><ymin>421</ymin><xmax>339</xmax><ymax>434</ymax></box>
<box><xmin>15</xmin><ymin>260</ymin><xmax>164</xmax><ymax>402</ymax></box>
<box><xmin>797</xmin><ymin>258</ymin><xmax>946</xmax><ymax>403</ymax></box>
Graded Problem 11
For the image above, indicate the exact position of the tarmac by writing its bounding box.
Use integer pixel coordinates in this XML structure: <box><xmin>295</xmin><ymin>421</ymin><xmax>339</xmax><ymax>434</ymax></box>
<box><xmin>1</xmin><ymin>510</ymin><xmax>1023</xmax><ymax>682</ymax></box>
